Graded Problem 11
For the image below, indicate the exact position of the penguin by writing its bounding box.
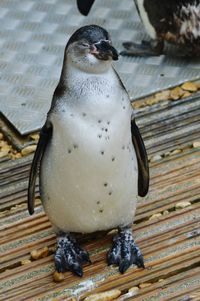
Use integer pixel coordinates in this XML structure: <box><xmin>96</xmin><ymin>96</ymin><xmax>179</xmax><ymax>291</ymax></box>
<box><xmin>77</xmin><ymin>0</ymin><xmax>200</xmax><ymax>56</ymax></box>
<box><xmin>28</xmin><ymin>25</ymin><xmax>149</xmax><ymax>277</ymax></box>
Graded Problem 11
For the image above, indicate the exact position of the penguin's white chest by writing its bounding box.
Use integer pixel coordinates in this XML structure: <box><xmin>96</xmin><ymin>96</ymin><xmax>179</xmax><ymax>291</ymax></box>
<box><xmin>40</xmin><ymin>77</ymin><xmax>138</xmax><ymax>233</ymax></box>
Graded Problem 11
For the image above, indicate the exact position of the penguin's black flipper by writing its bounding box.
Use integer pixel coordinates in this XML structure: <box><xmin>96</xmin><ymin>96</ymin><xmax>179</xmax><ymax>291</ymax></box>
<box><xmin>131</xmin><ymin>118</ymin><xmax>149</xmax><ymax>197</ymax></box>
<box><xmin>28</xmin><ymin>121</ymin><xmax>52</xmax><ymax>215</ymax></box>
<box><xmin>76</xmin><ymin>0</ymin><xmax>95</xmax><ymax>16</ymax></box>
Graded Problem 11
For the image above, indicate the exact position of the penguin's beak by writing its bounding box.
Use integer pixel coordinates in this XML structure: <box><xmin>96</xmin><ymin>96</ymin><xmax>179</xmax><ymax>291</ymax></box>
<box><xmin>91</xmin><ymin>41</ymin><xmax>119</xmax><ymax>61</ymax></box>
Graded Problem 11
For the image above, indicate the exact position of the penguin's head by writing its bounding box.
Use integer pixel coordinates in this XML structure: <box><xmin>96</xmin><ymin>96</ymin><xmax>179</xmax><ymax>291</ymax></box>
<box><xmin>65</xmin><ymin>25</ymin><xmax>118</xmax><ymax>73</ymax></box>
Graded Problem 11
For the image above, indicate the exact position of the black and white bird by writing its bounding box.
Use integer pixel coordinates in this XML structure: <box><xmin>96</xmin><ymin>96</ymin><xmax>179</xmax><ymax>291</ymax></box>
<box><xmin>77</xmin><ymin>0</ymin><xmax>200</xmax><ymax>56</ymax></box>
<box><xmin>28</xmin><ymin>25</ymin><xmax>149</xmax><ymax>277</ymax></box>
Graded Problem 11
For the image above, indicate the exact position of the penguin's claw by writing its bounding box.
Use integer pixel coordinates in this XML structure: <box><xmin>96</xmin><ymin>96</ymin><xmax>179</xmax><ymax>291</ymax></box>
<box><xmin>121</xmin><ymin>40</ymin><xmax>163</xmax><ymax>57</ymax></box>
<box><xmin>133</xmin><ymin>253</ymin><xmax>145</xmax><ymax>269</ymax></box>
<box><xmin>55</xmin><ymin>233</ymin><xmax>90</xmax><ymax>276</ymax></box>
<box><xmin>119</xmin><ymin>259</ymin><xmax>131</xmax><ymax>274</ymax></box>
<box><xmin>107</xmin><ymin>227</ymin><xmax>145</xmax><ymax>274</ymax></box>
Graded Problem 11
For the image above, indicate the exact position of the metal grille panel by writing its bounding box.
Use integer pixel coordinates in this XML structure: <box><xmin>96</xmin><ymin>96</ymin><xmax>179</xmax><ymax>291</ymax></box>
<box><xmin>1</xmin><ymin>0</ymin><xmax>200</xmax><ymax>134</ymax></box>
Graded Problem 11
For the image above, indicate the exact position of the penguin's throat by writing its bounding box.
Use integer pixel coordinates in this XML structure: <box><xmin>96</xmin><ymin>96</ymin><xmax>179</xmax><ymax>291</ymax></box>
<box><xmin>62</xmin><ymin>63</ymin><xmax>117</xmax><ymax>97</ymax></box>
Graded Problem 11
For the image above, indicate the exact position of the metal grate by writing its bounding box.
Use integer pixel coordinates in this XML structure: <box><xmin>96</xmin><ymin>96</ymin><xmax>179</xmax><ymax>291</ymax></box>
<box><xmin>1</xmin><ymin>0</ymin><xmax>200</xmax><ymax>134</ymax></box>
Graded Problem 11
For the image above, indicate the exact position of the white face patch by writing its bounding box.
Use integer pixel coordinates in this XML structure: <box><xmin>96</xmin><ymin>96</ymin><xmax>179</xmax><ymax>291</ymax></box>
<box><xmin>175</xmin><ymin>3</ymin><xmax>200</xmax><ymax>41</ymax></box>
<box><xmin>66</xmin><ymin>41</ymin><xmax>112</xmax><ymax>75</ymax></box>
<box><xmin>135</xmin><ymin>0</ymin><xmax>157</xmax><ymax>39</ymax></box>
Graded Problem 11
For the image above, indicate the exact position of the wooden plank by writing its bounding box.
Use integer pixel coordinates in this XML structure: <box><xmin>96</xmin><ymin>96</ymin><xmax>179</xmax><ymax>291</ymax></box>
<box><xmin>1</xmin><ymin>94</ymin><xmax>200</xmax><ymax>300</ymax></box>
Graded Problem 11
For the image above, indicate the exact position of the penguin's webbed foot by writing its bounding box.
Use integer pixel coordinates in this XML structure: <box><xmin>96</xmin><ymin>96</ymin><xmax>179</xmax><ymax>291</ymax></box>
<box><xmin>121</xmin><ymin>40</ymin><xmax>164</xmax><ymax>57</ymax></box>
<box><xmin>55</xmin><ymin>233</ymin><xmax>90</xmax><ymax>277</ymax></box>
<box><xmin>107</xmin><ymin>227</ymin><xmax>144</xmax><ymax>274</ymax></box>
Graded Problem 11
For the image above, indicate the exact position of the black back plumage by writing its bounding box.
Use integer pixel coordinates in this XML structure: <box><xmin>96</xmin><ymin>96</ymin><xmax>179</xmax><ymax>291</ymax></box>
<box><xmin>142</xmin><ymin>0</ymin><xmax>200</xmax><ymax>36</ymax></box>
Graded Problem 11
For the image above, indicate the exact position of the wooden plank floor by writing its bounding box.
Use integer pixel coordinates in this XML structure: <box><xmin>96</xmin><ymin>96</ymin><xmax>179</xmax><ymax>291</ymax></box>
<box><xmin>1</xmin><ymin>94</ymin><xmax>200</xmax><ymax>300</ymax></box>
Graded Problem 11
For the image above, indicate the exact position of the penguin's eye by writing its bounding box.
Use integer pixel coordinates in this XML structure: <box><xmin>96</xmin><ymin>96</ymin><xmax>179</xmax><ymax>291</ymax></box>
<box><xmin>80</xmin><ymin>42</ymin><xmax>89</xmax><ymax>48</ymax></box>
